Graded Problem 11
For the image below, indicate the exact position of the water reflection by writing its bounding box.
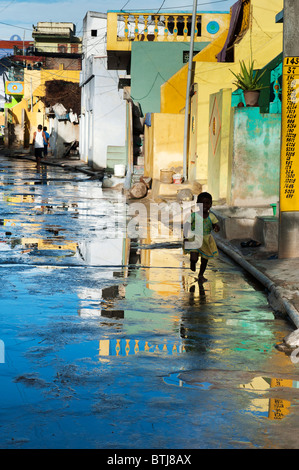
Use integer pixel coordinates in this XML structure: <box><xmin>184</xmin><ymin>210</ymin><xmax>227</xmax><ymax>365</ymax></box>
<box><xmin>162</xmin><ymin>373</ymin><xmax>296</xmax><ymax>421</ymax></box>
<box><xmin>163</xmin><ymin>372</ymin><xmax>212</xmax><ymax>390</ymax></box>
<box><xmin>99</xmin><ymin>339</ymin><xmax>185</xmax><ymax>357</ymax></box>
<box><xmin>240</xmin><ymin>377</ymin><xmax>299</xmax><ymax>420</ymax></box>
<box><xmin>78</xmin><ymin>282</ymin><xmax>125</xmax><ymax>320</ymax></box>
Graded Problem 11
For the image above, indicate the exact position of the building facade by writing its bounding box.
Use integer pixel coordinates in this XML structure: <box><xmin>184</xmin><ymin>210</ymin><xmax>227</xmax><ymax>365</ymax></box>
<box><xmin>3</xmin><ymin>23</ymin><xmax>82</xmax><ymax>156</ymax></box>
<box><xmin>79</xmin><ymin>11</ymin><xmax>127</xmax><ymax>170</ymax></box>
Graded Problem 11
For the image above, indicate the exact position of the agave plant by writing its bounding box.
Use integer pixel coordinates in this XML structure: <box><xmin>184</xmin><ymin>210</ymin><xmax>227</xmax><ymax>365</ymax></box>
<box><xmin>230</xmin><ymin>60</ymin><xmax>267</xmax><ymax>91</ymax></box>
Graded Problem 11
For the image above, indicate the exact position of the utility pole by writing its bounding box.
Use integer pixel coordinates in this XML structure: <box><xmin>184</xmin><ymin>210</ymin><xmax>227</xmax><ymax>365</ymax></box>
<box><xmin>278</xmin><ymin>0</ymin><xmax>299</xmax><ymax>258</ymax></box>
<box><xmin>183</xmin><ymin>0</ymin><xmax>197</xmax><ymax>181</ymax></box>
<box><xmin>30</xmin><ymin>77</ymin><xmax>33</xmax><ymax>111</ymax></box>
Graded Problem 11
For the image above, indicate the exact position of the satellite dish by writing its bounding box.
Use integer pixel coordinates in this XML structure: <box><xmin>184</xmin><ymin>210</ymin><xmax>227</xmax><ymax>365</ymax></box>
<box><xmin>10</xmin><ymin>35</ymin><xmax>22</xmax><ymax>41</ymax></box>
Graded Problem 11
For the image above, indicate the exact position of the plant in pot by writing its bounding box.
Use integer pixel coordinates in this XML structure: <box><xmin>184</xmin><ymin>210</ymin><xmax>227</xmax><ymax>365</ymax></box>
<box><xmin>230</xmin><ymin>60</ymin><xmax>268</xmax><ymax>107</ymax></box>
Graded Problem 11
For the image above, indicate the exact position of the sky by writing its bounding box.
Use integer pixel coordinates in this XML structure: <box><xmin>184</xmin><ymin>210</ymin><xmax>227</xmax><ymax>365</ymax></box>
<box><xmin>0</xmin><ymin>0</ymin><xmax>236</xmax><ymax>41</ymax></box>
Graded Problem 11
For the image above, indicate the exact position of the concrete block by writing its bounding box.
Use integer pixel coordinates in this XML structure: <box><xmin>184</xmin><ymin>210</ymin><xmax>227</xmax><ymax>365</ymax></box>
<box><xmin>212</xmin><ymin>210</ymin><xmax>254</xmax><ymax>240</ymax></box>
<box><xmin>212</xmin><ymin>206</ymin><xmax>275</xmax><ymax>241</ymax></box>
<box><xmin>253</xmin><ymin>216</ymin><xmax>278</xmax><ymax>251</ymax></box>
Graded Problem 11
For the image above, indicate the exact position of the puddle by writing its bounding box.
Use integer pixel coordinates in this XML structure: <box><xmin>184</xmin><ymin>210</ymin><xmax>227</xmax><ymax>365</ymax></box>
<box><xmin>163</xmin><ymin>373</ymin><xmax>298</xmax><ymax>421</ymax></box>
<box><xmin>2</xmin><ymin>156</ymin><xmax>299</xmax><ymax>448</ymax></box>
<box><xmin>163</xmin><ymin>372</ymin><xmax>213</xmax><ymax>390</ymax></box>
<box><xmin>239</xmin><ymin>376</ymin><xmax>299</xmax><ymax>420</ymax></box>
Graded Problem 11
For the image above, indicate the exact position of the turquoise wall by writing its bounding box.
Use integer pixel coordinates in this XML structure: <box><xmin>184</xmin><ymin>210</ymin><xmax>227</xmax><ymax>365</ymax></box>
<box><xmin>229</xmin><ymin>107</ymin><xmax>281</xmax><ymax>206</ymax></box>
<box><xmin>130</xmin><ymin>42</ymin><xmax>209</xmax><ymax>115</ymax></box>
<box><xmin>231</xmin><ymin>53</ymin><xmax>283</xmax><ymax>113</ymax></box>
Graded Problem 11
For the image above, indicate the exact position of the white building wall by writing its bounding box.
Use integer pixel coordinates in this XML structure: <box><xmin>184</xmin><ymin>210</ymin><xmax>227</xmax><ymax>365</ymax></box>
<box><xmin>80</xmin><ymin>11</ymin><xmax>126</xmax><ymax>169</ymax></box>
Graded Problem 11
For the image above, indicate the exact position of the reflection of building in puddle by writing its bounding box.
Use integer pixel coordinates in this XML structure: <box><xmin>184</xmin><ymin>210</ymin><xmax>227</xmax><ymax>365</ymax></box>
<box><xmin>240</xmin><ymin>377</ymin><xmax>299</xmax><ymax>420</ymax></box>
<box><xmin>78</xmin><ymin>283</ymin><xmax>125</xmax><ymax>320</ymax></box>
<box><xmin>140</xmin><ymin>233</ymin><xmax>183</xmax><ymax>298</ymax></box>
<box><xmin>76</xmin><ymin>237</ymin><xmax>129</xmax><ymax>319</ymax></box>
<box><xmin>78</xmin><ymin>237</ymin><xmax>126</xmax><ymax>266</ymax></box>
<box><xmin>20</xmin><ymin>237</ymin><xmax>77</xmax><ymax>254</ymax></box>
<box><xmin>0</xmin><ymin>218</ymin><xmax>40</xmax><ymax>230</ymax></box>
<box><xmin>4</xmin><ymin>194</ymin><xmax>35</xmax><ymax>204</ymax></box>
<box><xmin>99</xmin><ymin>339</ymin><xmax>186</xmax><ymax>357</ymax></box>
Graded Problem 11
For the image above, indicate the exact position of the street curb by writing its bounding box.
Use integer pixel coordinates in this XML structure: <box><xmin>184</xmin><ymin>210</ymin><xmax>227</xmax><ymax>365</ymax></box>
<box><xmin>215</xmin><ymin>236</ymin><xmax>299</xmax><ymax>330</ymax></box>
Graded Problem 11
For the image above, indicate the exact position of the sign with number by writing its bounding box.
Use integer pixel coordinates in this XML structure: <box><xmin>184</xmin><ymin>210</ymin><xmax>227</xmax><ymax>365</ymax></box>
<box><xmin>280</xmin><ymin>58</ymin><xmax>299</xmax><ymax>211</ymax></box>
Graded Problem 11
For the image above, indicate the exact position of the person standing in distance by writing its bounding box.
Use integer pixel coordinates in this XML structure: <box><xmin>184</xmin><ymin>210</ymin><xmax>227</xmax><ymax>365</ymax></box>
<box><xmin>43</xmin><ymin>126</ymin><xmax>50</xmax><ymax>158</ymax></box>
<box><xmin>32</xmin><ymin>124</ymin><xmax>46</xmax><ymax>166</ymax></box>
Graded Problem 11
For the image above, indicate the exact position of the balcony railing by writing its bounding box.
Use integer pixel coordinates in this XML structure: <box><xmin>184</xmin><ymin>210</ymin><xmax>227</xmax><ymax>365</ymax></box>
<box><xmin>107</xmin><ymin>11</ymin><xmax>230</xmax><ymax>50</ymax></box>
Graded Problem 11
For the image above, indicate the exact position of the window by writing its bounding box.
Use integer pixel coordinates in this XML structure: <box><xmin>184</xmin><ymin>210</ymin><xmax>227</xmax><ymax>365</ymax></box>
<box><xmin>58</xmin><ymin>44</ymin><xmax>68</xmax><ymax>53</ymax></box>
<box><xmin>91</xmin><ymin>30</ymin><xmax>97</xmax><ymax>37</ymax></box>
<box><xmin>183</xmin><ymin>50</ymin><xmax>198</xmax><ymax>64</ymax></box>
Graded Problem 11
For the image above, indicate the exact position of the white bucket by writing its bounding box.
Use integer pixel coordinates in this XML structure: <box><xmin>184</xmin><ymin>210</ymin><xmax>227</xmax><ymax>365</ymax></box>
<box><xmin>173</xmin><ymin>173</ymin><xmax>183</xmax><ymax>184</ymax></box>
<box><xmin>114</xmin><ymin>164</ymin><xmax>126</xmax><ymax>177</ymax></box>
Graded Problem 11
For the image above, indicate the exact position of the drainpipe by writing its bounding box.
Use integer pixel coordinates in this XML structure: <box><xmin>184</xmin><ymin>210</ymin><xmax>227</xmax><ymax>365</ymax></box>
<box><xmin>183</xmin><ymin>0</ymin><xmax>197</xmax><ymax>181</ymax></box>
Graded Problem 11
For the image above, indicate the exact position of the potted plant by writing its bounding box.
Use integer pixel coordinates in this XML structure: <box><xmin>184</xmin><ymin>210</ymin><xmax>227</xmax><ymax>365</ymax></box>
<box><xmin>230</xmin><ymin>60</ymin><xmax>268</xmax><ymax>107</ymax></box>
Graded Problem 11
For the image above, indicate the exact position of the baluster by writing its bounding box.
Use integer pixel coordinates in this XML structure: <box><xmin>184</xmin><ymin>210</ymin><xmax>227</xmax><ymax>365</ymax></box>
<box><xmin>123</xmin><ymin>14</ymin><xmax>129</xmax><ymax>40</ymax></box>
<box><xmin>183</xmin><ymin>15</ymin><xmax>188</xmax><ymax>40</ymax></box>
<box><xmin>164</xmin><ymin>15</ymin><xmax>169</xmax><ymax>41</ymax></box>
<box><xmin>143</xmin><ymin>15</ymin><xmax>149</xmax><ymax>41</ymax></box>
<box><xmin>194</xmin><ymin>15</ymin><xmax>199</xmax><ymax>39</ymax></box>
<box><xmin>134</xmin><ymin>14</ymin><xmax>139</xmax><ymax>41</ymax></box>
<box><xmin>153</xmin><ymin>15</ymin><xmax>159</xmax><ymax>41</ymax></box>
<box><xmin>173</xmin><ymin>15</ymin><xmax>178</xmax><ymax>41</ymax></box>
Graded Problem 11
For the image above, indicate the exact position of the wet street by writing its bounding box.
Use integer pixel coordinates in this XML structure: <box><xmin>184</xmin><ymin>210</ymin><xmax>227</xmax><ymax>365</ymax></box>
<box><xmin>0</xmin><ymin>155</ymin><xmax>299</xmax><ymax>450</ymax></box>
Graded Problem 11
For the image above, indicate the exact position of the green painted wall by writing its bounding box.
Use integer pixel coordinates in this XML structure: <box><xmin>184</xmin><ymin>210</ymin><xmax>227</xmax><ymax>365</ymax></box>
<box><xmin>130</xmin><ymin>42</ymin><xmax>209</xmax><ymax>115</ymax></box>
<box><xmin>231</xmin><ymin>53</ymin><xmax>283</xmax><ymax>112</ymax></box>
<box><xmin>259</xmin><ymin>52</ymin><xmax>282</xmax><ymax>114</ymax></box>
<box><xmin>4</xmin><ymin>95</ymin><xmax>22</xmax><ymax>110</ymax></box>
<box><xmin>229</xmin><ymin>107</ymin><xmax>281</xmax><ymax>206</ymax></box>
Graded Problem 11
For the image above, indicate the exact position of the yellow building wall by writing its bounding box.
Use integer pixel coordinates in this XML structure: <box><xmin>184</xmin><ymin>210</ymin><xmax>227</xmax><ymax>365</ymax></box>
<box><xmin>146</xmin><ymin>113</ymin><xmax>185</xmax><ymax>181</ymax></box>
<box><xmin>194</xmin><ymin>0</ymin><xmax>283</xmax><ymax>182</ymax></box>
<box><xmin>160</xmin><ymin>0</ymin><xmax>283</xmax><ymax>182</ymax></box>
<box><xmin>160</xmin><ymin>29</ymin><xmax>229</xmax><ymax>115</ymax></box>
<box><xmin>23</xmin><ymin>67</ymin><xmax>80</xmax><ymax>104</ymax></box>
<box><xmin>7</xmin><ymin>67</ymin><xmax>80</xmax><ymax>147</ymax></box>
<box><xmin>160</xmin><ymin>64</ymin><xmax>188</xmax><ymax>115</ymax></box>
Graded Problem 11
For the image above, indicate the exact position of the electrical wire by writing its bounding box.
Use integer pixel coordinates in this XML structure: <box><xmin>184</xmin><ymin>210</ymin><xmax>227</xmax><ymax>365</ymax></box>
<box><xmin>156</xmin><ymin>0</ymin><xmax>166</xmax><ymax>15</ymax></box>
<box><xmin>120</xmin><ymin>0</ymin><xmax>131</xmax><ymax>10</ymax></box>
<box><xmin>0</xmin><ymin>0</ymin><xmax>17</xmax><ymax>14</ymax></box>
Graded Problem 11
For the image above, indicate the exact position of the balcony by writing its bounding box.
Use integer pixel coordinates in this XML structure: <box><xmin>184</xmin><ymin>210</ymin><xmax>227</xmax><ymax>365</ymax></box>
<box><xmin>107</xmin><ymin>11</ymin><xmax>230</xmax><ymax>70</ymax></box>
